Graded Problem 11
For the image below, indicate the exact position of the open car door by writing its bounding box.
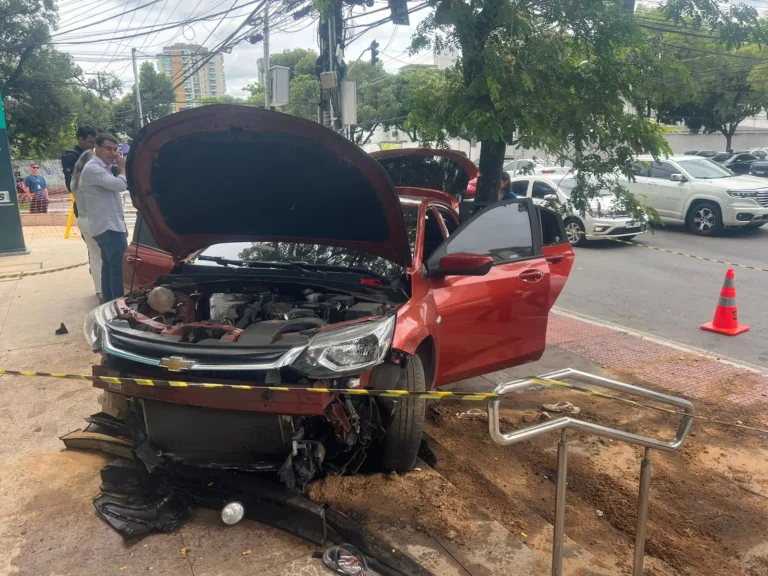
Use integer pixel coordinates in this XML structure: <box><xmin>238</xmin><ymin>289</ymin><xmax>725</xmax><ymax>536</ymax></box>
<box><xmin>426</xmin><ymin>198</ymin><xmax>552</xmax><ymax>386</ymax></box>
<box><xmin>537</xmin><ymin>206</ymin><xmax>574</xmax><ymax>308</ymax></box>
<box><xmin>371</xmin><ymin>149</ymin><xmax>478</xmax><ymax>202</ymax></box>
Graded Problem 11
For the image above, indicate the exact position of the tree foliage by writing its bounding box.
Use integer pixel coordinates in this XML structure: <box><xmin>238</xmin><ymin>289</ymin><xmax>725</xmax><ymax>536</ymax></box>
<box><xmin>406</xmin><ymin>0</ymin><xmax>763</xmax><ymax>216</ymax></box>
<box><xmin>113</xmin><ymin>63</ymin><xmax>174</xmax><ymax>136</ymax></box>
<box><xmin>633</xmin><ymin>9</ymin><xmax>766</xmax><ymax>151</ymax></box>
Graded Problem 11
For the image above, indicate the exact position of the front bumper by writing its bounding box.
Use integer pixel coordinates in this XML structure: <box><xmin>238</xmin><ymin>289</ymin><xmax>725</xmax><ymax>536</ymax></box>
<box><xmin>721</xmin><ymin>203</ymin><xmax>768</xmax><ymax>226</ymax></box>
<box><xmin>588</xmin><ymin>218</ymin><xmax>648</xmax><ymax>238</ymax></box>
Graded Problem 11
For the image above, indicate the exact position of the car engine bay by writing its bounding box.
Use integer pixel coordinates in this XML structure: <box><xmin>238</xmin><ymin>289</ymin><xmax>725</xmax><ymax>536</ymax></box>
<box><xmin>116</xmin><ymin>282</ymin><xmax>392</xmax><ymax>348</ymax></box>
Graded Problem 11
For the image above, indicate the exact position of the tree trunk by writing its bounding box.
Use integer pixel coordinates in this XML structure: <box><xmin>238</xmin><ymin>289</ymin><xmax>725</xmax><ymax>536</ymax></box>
<box><xmin>724</xmin><ymin>131</ymin><xmax>733</xmax><ymax>153</ymax></box>
<box><xmin>475</xmin><ymin>139</ymin><xmax>506</xmax><ymax>206</ymax></box>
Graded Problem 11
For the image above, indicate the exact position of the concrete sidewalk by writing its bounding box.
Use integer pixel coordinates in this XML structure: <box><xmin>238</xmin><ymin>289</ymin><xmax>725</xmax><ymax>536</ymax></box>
<box><xmin>1</xmin><ymin>231</ymin><xmax>767</xmax><ymax>574</ymax></box>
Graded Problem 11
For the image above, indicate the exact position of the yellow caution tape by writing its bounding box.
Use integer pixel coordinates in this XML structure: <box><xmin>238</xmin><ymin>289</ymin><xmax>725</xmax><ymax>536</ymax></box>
<box><xmin>0</xmin><ymin>369</ymin><xmax>499</xmax><ymax>400</ymax></box>
<box><xmin>1</xmin><ymin>368</ymin><xmax>766</xmax><ymax>435</ymax></box>
<box><xmin>0</xmin><ymin>262</ymin><xmax>89</xmax><ymax>280</ymax></box>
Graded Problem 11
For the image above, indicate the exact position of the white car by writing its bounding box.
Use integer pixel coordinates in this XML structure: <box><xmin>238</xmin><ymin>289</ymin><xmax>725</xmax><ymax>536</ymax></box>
<box><xmin>509</xmin><ymin>175</ymin><xmax>647</xmax><ymax>246</ymax></box>
<box><xmin>503</xmin><ymin>159</ymin><xmax>572</xmax><ymax>177</ymax></box>
<box><xmin>626</xmin><ymin>155</ymin><xmax>768</xmax><ymax>235</ymax></box>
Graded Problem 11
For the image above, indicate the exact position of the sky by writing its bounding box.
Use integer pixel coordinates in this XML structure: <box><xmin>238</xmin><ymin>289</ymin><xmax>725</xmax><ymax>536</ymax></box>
<box><xmin>53</xmin><ymin>0</ymin><xmax>435</xmax><ymax>98</ymax></box>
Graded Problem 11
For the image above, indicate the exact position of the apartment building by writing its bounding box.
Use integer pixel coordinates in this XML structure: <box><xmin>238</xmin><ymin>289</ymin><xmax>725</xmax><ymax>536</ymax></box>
<box><xmin>156</xmin><ymin>44</ymin><xmax>226</xmax><ymax>112</ymax></box>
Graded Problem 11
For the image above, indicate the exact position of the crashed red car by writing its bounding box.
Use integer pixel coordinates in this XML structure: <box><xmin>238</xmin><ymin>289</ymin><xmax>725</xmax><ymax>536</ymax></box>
<box><xmin>88</xmin><ymin>105</ymin><xmax>573</xmax><ymax>486</ymax></box>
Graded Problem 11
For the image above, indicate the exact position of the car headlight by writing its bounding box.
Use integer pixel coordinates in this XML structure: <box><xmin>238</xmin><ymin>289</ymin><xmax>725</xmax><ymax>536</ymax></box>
<box><xmin>727</xmin><ymin>190</ymin><xmax>758</xmax><ymax>198</ymax></box>
<box><xmin>291</xmin><ymin>315</ymin><xmax>396</xmax><ymax>378</ymax></box>
<box><xmin>84</xmin><ymin>302</ymin><xmax>118</xmax><ymax>353</ymax></box>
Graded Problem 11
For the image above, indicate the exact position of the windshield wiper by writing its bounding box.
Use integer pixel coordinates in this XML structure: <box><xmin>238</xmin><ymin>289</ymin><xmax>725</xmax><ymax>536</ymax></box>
<box><xmin>193</xmin><ymin>255</ymin><xmax>316</xmax><ymax>276</ymax></box>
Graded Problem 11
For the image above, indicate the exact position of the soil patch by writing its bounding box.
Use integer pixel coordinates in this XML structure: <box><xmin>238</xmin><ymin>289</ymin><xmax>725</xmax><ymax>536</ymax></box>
<box><xmin>307</xmin><ymin>468</ymin><xmax>476</xmax><ymax>544</ymax></box>
<box><xmin>424</xmin><ymin>381</ymin><xmax>768</xmax><ymax>576</ymax></box>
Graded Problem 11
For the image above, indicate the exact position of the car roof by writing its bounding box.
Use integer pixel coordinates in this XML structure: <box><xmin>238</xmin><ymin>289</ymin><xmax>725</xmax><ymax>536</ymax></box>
<box><xmin>635</xmin><ymin>154</ymin><xmax>706</xmax><ymax>161</ymax></box>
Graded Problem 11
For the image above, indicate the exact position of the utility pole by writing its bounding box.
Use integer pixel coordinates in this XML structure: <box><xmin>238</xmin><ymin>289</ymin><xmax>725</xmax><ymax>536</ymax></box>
<box><xmin>264</xmin><ymin>1</ymin><xmax>270</xmax><ymax>109</ymax></box>
<box><xmin>131</xmin><ymin>48</ymin><xmax>144</xmax><ymax>129</ymax></box>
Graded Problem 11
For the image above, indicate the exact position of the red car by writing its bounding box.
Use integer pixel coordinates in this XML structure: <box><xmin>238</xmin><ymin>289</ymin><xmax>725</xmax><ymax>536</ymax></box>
<box><xmin>90</xmin><ymin>105</ymin><xmax>573</xmax><ymax>485</ymax></box>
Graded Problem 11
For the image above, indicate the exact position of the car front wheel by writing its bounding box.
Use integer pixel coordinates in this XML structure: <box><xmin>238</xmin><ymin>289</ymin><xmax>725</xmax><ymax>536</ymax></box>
<box><xmin>372</xmin><ymin>354</ymin><xmax>426</xmax><ymax>472</ymax></box>
<box><xmin>687</xmin><ymin>202</ymin><xmax>723</xmax><ymax>236</ymax></box>
<box><xmin>565</xmin><ymin>218</ymin><xmax>587</xmax><ymax>246</ymax></box>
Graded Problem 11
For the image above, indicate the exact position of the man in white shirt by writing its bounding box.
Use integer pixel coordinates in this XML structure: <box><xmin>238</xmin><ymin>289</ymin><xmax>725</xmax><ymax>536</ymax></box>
<box><xmin>81</xmin><ymin>133</ymin><xmax>128</xmax><ymax>302</ymax></box>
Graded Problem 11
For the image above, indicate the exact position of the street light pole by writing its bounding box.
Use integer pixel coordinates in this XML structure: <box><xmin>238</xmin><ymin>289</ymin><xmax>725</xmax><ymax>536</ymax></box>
<box><xmin>264</xmin><ymin>1</ymin><xmax>270</xmax><ymax>109</ymax></box>
<box><xmin>131</xmin><ymin>48</ymin><xmax>144</xmax><ymax>128</ymax></box>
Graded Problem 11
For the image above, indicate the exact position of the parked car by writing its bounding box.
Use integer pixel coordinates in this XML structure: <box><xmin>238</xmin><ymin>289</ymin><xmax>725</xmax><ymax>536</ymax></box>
<box><xmin>719</xmin><ymin>153</ymin><xmax>759</xmax><ymax>175</ymax></box>
<box><xmin>509</xmin><ymin>175</ymin><xmax>647</xmax><ymax>246</ymax></box>
<box><xmin>710</xmin><ymin>152</ymin><xmax>732</xmax><ymax>164</ymax></box>
<box><xmin>749</xmin><ymin>158</ymin><xmax>768</xmax><ymax>178</ymax></box>
<box><xmin>683</xmin><ymin>150</ymin><xmax>719</xmax><ymax>158</ymax></box>
<box><xmin>95</xmin><ymin>105</ymin><xmax>574</xmax><ymax>487</ymax></box>
<box><xmin>625</xmin><ymin>155</ymin><xmax>768</xmax><ymax>235</ymax></box>
<box><xmin>735</xmin><ymin>148</ymin><xmax>768</xmax><ymax>159</ymax></box>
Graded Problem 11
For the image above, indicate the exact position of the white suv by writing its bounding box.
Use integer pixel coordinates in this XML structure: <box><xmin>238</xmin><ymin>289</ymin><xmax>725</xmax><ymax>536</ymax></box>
<box><xmin>626</xmin><ymin>155</ymin><xmax>768</xmax><ymax>235</ymax></box>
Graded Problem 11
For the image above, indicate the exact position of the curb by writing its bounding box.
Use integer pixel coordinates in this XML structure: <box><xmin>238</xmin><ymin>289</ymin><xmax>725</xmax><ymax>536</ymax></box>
<box><xmin>552</xmin><ymin>307</ymin><xmax>767</xmax><ymax>377</ymax></box>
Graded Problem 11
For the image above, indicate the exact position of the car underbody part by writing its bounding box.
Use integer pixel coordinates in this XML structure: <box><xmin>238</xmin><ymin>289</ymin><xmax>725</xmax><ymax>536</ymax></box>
<box><xmin>321</xmin><ymin>543</ymin><xmax>370</xmax><ymax>575</ymax></box>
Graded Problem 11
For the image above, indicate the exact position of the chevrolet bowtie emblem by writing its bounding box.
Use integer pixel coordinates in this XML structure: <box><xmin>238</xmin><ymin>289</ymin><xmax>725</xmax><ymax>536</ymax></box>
<box><xmin>159</xmin><ymin>356</ymin><xmax>193</xmax><ymax>372</ymax></box>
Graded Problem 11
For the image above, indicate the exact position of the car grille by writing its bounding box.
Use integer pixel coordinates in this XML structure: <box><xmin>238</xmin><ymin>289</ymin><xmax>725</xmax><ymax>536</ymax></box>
<box><xmin>757</xmin><ymin>189</ymin><xmax>768</xmax><ymax>207</ymax></box>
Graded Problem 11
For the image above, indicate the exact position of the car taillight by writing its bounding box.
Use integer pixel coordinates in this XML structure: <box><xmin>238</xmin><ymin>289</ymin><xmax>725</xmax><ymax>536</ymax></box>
<box><xmin>360</xmin><ymin>278</ymin><xmax>381</xmax><ymax>286</ymax></box>
<box><xmin>541</xmin><ymin>168</ymin><xmax>555</xmax><ymax>174</ymax></box>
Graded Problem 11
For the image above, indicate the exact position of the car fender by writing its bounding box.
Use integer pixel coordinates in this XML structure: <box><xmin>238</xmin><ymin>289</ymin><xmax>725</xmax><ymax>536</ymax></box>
<box><xmin>683</xmin><ymin>192</ymin><xmax>725</xmax><ymax>218</ymax></box>
<box><xmin>392</xmin><ymin>280</ymin><xmax>441</xmax><ymax>362</ymax></box>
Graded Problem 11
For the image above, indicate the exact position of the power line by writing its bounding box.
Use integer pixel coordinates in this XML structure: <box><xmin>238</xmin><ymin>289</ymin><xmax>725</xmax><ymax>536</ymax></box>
<box><xmin>54</xmin><ymin>0</ymin><xmax>165</xmax><ymax>37</ymax></box>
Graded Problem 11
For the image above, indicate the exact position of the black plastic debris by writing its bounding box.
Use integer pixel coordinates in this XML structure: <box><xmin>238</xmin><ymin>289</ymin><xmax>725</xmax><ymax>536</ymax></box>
<box><xmin>55</xmin><ymin>323</ymin><xmax>68</xmax><ymax>335</ymax></box>
<box><xmin>93</xmin><ymin>490</ymin><xmax>190</xmax><ymax>538</ymax></box>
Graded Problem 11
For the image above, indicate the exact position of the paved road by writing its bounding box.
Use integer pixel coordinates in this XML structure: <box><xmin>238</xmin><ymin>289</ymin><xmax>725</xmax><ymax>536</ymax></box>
<box><xmin>557</xmin><ymin>220</ymin><xmax>768</xmax><ymax>369</ymax></box>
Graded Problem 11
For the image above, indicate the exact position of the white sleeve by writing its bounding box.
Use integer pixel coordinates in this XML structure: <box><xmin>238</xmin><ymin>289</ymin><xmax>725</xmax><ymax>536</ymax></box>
<box><xmin>81</xmin><ymin>163</ymin><xmax>128</xmax><ymax>193</ymax></box>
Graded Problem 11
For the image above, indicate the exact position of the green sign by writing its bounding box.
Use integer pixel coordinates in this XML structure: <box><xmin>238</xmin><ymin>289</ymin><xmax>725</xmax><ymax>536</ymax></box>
<box><xmin>0</xmin><ymin>92</ymin><xmax>29</xmax><ymax>256</ymax></box>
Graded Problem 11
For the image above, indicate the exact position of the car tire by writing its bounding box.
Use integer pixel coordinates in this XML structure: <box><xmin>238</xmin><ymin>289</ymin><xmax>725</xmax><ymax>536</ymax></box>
<box><xmin>372</xmin><ymin>354</ymin><xmax>426</xmax><ymax>472</ymax></box>
<box><xmin>687</xmin><ymin>201</ymin><xmax>723</xmax><ymax>236</ymax></box>
<box><xmin>564</xmin><ymin>218</ymin><xmax>587</xmax><ymax>246</ymax></box>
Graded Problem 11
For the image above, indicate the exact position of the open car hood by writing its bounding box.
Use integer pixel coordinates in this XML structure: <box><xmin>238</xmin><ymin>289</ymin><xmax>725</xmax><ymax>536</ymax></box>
<box><xmin>371</xmin><ymin>149</ymin><xmax>478</xmax><ymax>199</ymax></box>
<box><xmin>127</xmin><ymin>105</ymin><xmax>411</xmax><ymax>267</ymax></box>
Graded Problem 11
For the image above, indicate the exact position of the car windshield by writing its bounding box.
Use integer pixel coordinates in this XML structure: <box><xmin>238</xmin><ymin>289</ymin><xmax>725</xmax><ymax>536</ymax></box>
<box><xmin>193</xmin><ymin>205</ymin><xmax>420</xmax><ymax>278</ymax></box>
<box><xmin>557</xmin><ymin>178</ymin><xmax>613</xmax><ymax>197</ymax></box>
<box><xmin>676</xmin><ymin>159</ymin><xmax>733</xmax><ymax>179</ymax></box>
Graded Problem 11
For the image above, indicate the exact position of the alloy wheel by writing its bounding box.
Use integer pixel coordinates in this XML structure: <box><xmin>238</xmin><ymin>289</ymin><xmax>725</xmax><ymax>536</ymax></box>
<box><xmin>565</xmin><ymin>221</ymin><xmax>583</xmax><ymax>244</ymax></box>
<box><xmin>693</xmin><ymin>207</ymin><xmax>716</xmax><ymax>232</ymax></box>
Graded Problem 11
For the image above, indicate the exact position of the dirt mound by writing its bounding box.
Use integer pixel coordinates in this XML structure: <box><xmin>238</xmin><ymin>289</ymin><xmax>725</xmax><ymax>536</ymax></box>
<box><xmin>307</xmin><ymin>468</ymin><xmax>476</xmax><ymax>543</ymax></box>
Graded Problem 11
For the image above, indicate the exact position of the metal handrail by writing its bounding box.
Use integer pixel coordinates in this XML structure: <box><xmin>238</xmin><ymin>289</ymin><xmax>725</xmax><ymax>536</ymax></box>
<box><xmin>487</xmin><ymin>368</ymin><xmax>695</xmax><ymax>576</ymax></box>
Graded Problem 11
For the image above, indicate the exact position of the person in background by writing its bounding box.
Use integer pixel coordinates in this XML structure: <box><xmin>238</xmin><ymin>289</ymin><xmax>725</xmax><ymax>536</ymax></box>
<box><xmin>24</xmin><ymin>163</ymin><xmax>49</xmax><ymax>213</ymax></box>
<box><xmin>62</xmin><ymin>125</ymin><xmax>97</xmax><ymax>212</ymax></box>
<box><xmin>70</xmin><ymin>150</ymin><xmax>102</xmax><ymax>303</ymax></box>
<box><xmin>81</xmin><ymin>134</ymin><xmax>128</xmax><ymax>302</ymax></box>
<box><xmin>498</xmin><ymin>171</ymin><xmax>517</xmax><ymax>201</ymax></box>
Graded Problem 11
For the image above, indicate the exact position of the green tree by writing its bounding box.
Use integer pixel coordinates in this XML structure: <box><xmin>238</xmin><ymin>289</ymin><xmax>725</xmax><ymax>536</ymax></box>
<box><xmin>634</xmin><ymin>10</ymin><xmax>766</xmax><ymax>152</ymax></box>
<box><xmin>407</xmin><ymin>0</ymin><xmax>762</xmax><ymax>214</ymax></box>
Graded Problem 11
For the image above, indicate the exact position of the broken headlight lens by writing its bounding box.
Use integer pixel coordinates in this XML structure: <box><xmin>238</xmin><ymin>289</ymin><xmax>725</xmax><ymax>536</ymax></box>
<box><xmin>84</xmin><ymin>302</ymin><xmax>118</xmax><ymax>353</ymax></box>
<box><xmin>291</xmin><ymin>315</ymin><xmax>396</xmax><ymax>378</ymax></box>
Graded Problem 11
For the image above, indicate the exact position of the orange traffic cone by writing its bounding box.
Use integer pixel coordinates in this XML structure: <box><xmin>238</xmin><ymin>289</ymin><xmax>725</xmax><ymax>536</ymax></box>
<box><xmin>700</xmin><ymin>269</ymin><xmax>750</xmax><ymax>336</ymax></box>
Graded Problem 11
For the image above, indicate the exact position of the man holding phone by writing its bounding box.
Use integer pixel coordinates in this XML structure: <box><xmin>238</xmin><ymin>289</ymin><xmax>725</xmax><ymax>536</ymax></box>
<box><xmin>81</xmin><ymin>134</ymin><xmax>128</xmax><ymax>302</ymax></box>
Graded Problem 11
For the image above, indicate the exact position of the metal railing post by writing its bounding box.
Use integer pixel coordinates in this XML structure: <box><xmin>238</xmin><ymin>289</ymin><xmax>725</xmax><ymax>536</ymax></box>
<box><xmin>633</xmin><ymin>447</ymin><xmax>653</xmax><ymax>576</ymax></box>
<box><xmin>552</xmin><ymin>429</ymin><xmax>568</xmax><ymax>576</ymax></box>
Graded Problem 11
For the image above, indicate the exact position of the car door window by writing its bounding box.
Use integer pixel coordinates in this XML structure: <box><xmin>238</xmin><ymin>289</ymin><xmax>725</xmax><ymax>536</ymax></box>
<box><xmin>538</xmin><ymin>206</ymin><xmax>567</xmax><ymax>246</ymax></box>
<box><xmin>434</xmin><ymin>206</ymin><xmax>459</xmax><ymax>236</ymax></box>
<box><xmin>631</xmin><ymin>162</ymin><xmax>650</xmax><ymax>177</ymax></box>
<box><xmin>532</xmin><ymin>181</ymin><xmax>556</xmax><ymax>199</ymax></box>
<box><xmin>132</xmin><ymin>213</ymin><xmax>166</xmax><ymax>252</ymax></box>
<box><xmin>511</xmin><ymin>180</ymin><xmax>529</xmax><ymax>197</ymax></box>
<box><xmin>649</xmin><ymin>162</ymin><xmax>680</xmax><ymax>180</ymax></box>
<box><xmin>423</xmin><ymin>209</ymin><xmax>447</xmax><ymax>261</ymax></box>
<box><xmin>428</xmin><ymin>199</ymin><xmax>541</xmax><ymax>267</ymax></box>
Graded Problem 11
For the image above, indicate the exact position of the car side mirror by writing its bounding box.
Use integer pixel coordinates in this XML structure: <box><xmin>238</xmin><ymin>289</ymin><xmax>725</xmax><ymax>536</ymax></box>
<box><xmin>670</xmin><ymin>173</ymin><xmax>686</xmax><ymax>183</ymax></box>
<box><xmin>427</xmin><ymin>252</ymin><xmax>493</xmax><ymax>278</ymax></box>
<box><xmin>544</xmin><ymin>194</ymin><xmax>557</xmax><ymax>201</ymax></box>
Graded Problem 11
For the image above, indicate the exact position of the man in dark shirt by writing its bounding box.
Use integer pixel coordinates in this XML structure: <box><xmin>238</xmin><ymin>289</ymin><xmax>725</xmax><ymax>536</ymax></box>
<box><xmin>62</xmin><ymin>125</ymin><xmax>97</xmax><ymax>214</ymax></box>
